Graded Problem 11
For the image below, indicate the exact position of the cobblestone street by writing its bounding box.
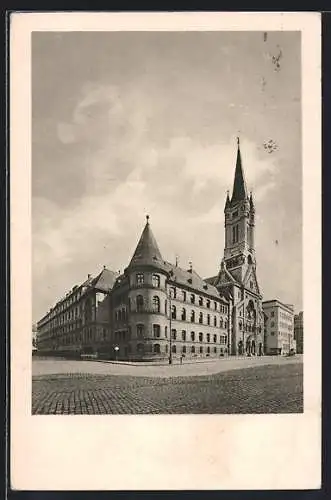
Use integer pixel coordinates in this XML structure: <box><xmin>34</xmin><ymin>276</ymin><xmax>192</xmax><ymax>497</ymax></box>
<box><xmin>32</xmin><ymin>358</ymin><xmax>303</xmax><ymax>414</ymax></box>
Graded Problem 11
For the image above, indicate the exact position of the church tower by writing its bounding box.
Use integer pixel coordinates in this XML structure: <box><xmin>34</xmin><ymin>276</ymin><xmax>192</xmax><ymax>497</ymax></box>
<box><xmin>215</xmin><ymin>138</ymin><xmax>264</xmax><ymax>356</ymax></box>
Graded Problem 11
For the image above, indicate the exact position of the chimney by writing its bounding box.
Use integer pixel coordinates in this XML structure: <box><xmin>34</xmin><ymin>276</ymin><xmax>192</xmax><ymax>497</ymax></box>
<box><xmin>88</xmin><ymin>274</ymin><xmax>91</xmax><ymax>279</ymax></box>
<box><xmin>103</xmin><ymin>265</ymin><xmax>106</xmax><ymax>270</ymax></box>
<box><xmin>175</xmin><ymin>255</ymin><xmax>179</xmax><ymax>267</ymax></box>
<box><xmin>188</xmin><ymin>261</ymin><xmax>193</xmax><ymax>273</ymax></box>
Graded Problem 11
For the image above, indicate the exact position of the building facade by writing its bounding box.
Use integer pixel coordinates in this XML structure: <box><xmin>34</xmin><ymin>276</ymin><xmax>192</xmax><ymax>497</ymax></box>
<box><xmin>206</xmin><ymin>138</ymin><xmax>265</xmax><ymax>356</ymax></box>
<box><xmin>262</xmin><ymin>300</ymin><xmax>295</xmax><ymax>355</ymax></box>
<box><xmin>294</xmin><ymin>311</ymin><xmax>304</xmax><ymax>354</ymax></box>
<box><xmin>37</xmin><ymin>267</ymin><xmax>117</xmax><ymax>357</ymax></box>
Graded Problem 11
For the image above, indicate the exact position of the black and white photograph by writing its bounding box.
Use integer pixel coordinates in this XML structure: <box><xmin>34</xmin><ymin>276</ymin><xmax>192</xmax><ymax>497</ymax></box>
<box><xmin>10</xmin><ymin>12</ymin><xmax>321</xmax><ymax>491</ymax></box>
<box><xmin>32</xmin><ymin>29</ymin><xmax>303</xmax><ymax>415</ymax></box>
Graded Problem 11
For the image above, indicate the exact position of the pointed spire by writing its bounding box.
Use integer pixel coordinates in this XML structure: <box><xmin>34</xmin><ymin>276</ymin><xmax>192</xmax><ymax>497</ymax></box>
<box><xmin>249</xmin><ymin>191</ymin><xmax>255</xmax><ymax>212</ymax></box>
<box><xmin>225</xmin><ymin>190</ymin><xmax>231</xmax><ymax>210</ymax></box>
<box><xmin>231</xmin><ymin>137</ymin><xmax>248</xmax><ymax>204</ymax></box>
<box><xmin>129</xmin><ymin>215</ymin><xmax>163</xmax><ymax>268</ymax></box>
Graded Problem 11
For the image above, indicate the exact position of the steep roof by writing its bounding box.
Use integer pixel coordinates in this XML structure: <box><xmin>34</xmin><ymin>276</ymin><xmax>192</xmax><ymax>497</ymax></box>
<box><xmin>90</xmin><ymin>267</ymin><xmax>118</xmax><ymax>292</ymax></box>
<box><xmin>128</xmin><ymin>216</ymin><xmax>165</xmax><ymax>269</ymax></box>
<box><xmin>230</xmin><ymin>138</ymin><xmax>248</xmax><ymax>204</ymax></box>
<box><xmin>165</xmin><ymin>262</ymin><xmax>228</xmax><ymax>301</ymax></box>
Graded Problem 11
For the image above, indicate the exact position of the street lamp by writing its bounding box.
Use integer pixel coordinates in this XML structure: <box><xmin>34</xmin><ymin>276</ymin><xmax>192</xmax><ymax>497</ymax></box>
<box><xmin>114</xmin><ymin>345</ymin><xmax>119</xmax><ymax>361</ymax></box>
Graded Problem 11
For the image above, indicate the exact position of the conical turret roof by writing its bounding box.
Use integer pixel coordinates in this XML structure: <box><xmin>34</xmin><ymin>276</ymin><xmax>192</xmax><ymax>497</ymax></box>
<box><xmin>231</xmin><ymin>138</ymin><xmax>248</xmax><ymax>204</ymax></box>
<box><xmin>128</xmin><ymin>216</ymin><xmax>164</xmax><ymax>268</ymax></box>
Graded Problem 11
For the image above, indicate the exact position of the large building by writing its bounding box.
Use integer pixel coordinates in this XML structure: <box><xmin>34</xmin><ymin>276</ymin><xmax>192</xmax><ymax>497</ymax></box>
<box><xmin>37</xmin><ymin>139</ymin><xmax>296</xmax><ymax>361</ymax></box>
<box><xmin>262</xmin><ymin>300</ymin><xmax>295</xmax><ymax>355</ymax></box>
<box><xmin>294</xmin><ymin>311</ymin><xmax>304</xmax><ymax>354</ymax></box>
<box><xmin>206</xmin><ymin>138</ymin><xmax>265</xmax><ymax>356</ymax></box>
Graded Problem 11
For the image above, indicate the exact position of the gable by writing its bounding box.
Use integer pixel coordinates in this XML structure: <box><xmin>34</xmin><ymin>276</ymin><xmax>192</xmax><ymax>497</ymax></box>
<box><xmin>244</xmin><ymin>266</ymin><xmax>260</xmax><ymax>295</ymax></box>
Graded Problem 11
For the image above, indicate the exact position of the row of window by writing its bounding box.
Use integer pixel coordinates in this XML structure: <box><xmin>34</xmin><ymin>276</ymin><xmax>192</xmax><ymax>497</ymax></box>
<box><xmin>136</xmin><ymin>273</ymin><xmax>160</xmax><ymax>287</ymax></box>
<box><xmin>171</xmin><ymin>305</ymin><xmax>228</xmax><ymax>327</ymax></box>
<box><xmin>134</xmin><ymin>343</ymin><xmax>228</xmax><ymax>355</ymax></box>
<box><xmin>133</xmin><ymin>324</ymin><xmax>227</xmax><ymax>344</ymax></box>
<box><xmin>169</xmin><ymin>287</ymin><xmax>228</xmax><ymax>313</ymax></box>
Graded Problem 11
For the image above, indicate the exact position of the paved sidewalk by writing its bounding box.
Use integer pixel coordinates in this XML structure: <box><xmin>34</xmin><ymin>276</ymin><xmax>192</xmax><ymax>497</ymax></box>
<box><xmin>32</xmin><ymin>354</ymin><xmax>302</xmax><ymax>379</ymax></box>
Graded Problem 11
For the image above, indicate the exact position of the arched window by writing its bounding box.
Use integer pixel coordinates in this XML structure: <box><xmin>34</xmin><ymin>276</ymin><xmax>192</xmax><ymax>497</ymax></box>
<box><xmin>200</xmin><ymin>346</ymin><xmax>203</xmax><ymax>354</ymax></box>
<box><xmin>206</xmin><ymin>333</ymin><xmax>210</xmax><ymax>343</ymax></box>
<box><xmin>191</xmin><ymin>345</ymin><xmax>195</xmax><ymax>353</ymax></box>
<box><xmin>136</xmin><ymin>324</ymin><xmax>144</xmax><ymax>338</ymax></box>
<box><xmin>224</xmin><ymin>320</ymin><xmax>228</xmax><ymax>329</ymax></box>
<box><xmin>165</xmin><ymin>326</ymin><xmax>168</xmax><ymax>337</ymax></box>
<box><xmin>191</xmin><ymin>331</ymin><xmax>195</xmax><ymax>341</ymax></box>
<box><xmin>171</xmin><ymin>329</ymin><xmax>177</xmax><ymax>340</ymax></box>
<box><xmin>199</xmin><ymin>332</ymin><xmax>203</xmax><ymax>342</ymax></box>
<box><xmin>199</xmin><ymin>312</ymin><xmax>203</xmax><ymax>324</ymax></box>
<box><xmin>152</xmin><ymin>274</ymin><xmax>160</xmax><ymax>288</ymax></box>
<box><xmin>214</xmin><ymin>346</ymin><xmax>217</xmax><ymax>353</ymax></box>
<box><xmin>220</xmin><ymin>317</ymin><xmax>223</xmax><ymax>328</ymax></box>
<box><xmin>172</xmin><ymin>345</ymin><xmax>177</xmax><ymax>353</ymax></box>
<box><xmin>165</xmin><ymin>344</ymin><xmax>168</xmax><ymax>353</ymax></box>
<box><xmin>207</xmin><ymin>346</ymin><xmax>210</xmax><ymax>354</ymax></box>
<box><xmin>171</xmin><ymin>305</ymin><xmax>177</xmax><ymax>319</ymax></box>
<box><xmin>191</xmin><ymin>310</ymin><xmax>195</xmax><ymax>322</ymax></box>
<box><xmin>207</xmin><ymin>314</ymin><xmax>210</xmax><ymax>325</ymax></box>
<box><xmin>152</xmin><ymin>296</ymin><xmax>160</xmax><ymax>313</ymax></box>
<box><xmin>213</xmin><ymin>334</ymin><xmax>217</xmax><ymax>343</ymax></box>
<box><xmin>122</xmin><ymin>308</ymin><xmax>126</xmax><ymax>320</ymax></box>
<box><xmin>182</xmin><ymin>330</ymin><xmax>186</xmax><ymax>341</ymax></box>
<box><xmin>190</xmin><ymin>294</ymin><xmax>195</xmax><ymax>304</ymax></box>
<box><xmin>153</xmin><ymin>324</ymin><xmax>160</xmax><ymax>338</ymax></box>
<box><xmin>153</xmin><ymin>344</ymin><xmax>160</xmax><ymax>353</ymax></box>
<box><xmin>206</xmin><ymin>299</ymin><xmax>211</xmax><ymax>309</ymax></box>
<box><xmin>198</xmin><ymin>296</ymin><xmax>203</xmax><ymax>306</ymax></box>
<box><xmin>182</xmin><ymin>345</ymin><xmax>186</xmax><ymax>353</ymax></box>
<box><xmin>136</xmin><ymin>295</ymin><xmax>144</xmax><ymax>312</ymax></box>
<box><xmin>214</xmin><ymin>316</ymin><xmax>217</xmax><ymax>326</ymax></box>
<box><xmin>239</xmin><ymin>321</ymin><xmax>242</xmax><ymax>330</ymax></box>
<box><xmin>181</xmin><ymin>308</ymin><xmax>186</xmax><ymax>321</ymax></box>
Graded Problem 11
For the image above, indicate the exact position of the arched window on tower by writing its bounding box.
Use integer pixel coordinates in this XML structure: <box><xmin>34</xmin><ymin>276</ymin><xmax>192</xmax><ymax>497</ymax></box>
<box><xmin>152</xmin><ymin>296</ymin><xmax>160</xmax><ymax>313</ymax></box>
<box><xmin>191</xmin><ymin>310</ymin><xmax>195</xmax><ymax>323</ymax></box>
<box><xmin>181</xmin><ymin>308</ymin><xmax>186</xmax><ymax>321</ymax></box>
<box><xmin>171</xmin><ymin>305</ymin><xmax>177</xmax><ymax>319</ymax></box>
<box><xmin>152</xmin><ymin>274</ymin><xmax>160</xmax><ymax>288</ymax></box>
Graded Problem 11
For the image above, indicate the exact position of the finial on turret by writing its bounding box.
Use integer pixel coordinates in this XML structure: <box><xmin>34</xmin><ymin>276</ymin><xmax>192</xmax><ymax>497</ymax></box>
<box><xmin>189</xmin><ymin>261</ymin><xmax>193</xmax><ymax>272</ymax></box>
<box><xmin>146</xmin><ymin>214</ymin><xmax>150</xmax><ymax>223</ymax></box>
<box><xmin>237</xmin><ymin>136</ymin><xmax>240</xmax><ymax>147</ymax></box>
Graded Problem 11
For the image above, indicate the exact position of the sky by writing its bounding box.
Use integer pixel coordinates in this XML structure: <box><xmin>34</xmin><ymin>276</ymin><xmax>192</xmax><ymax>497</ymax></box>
<box><xmin>32</xmin><ymin>31</ymin><xmax>302</xmax><ymax>323</ymax></box>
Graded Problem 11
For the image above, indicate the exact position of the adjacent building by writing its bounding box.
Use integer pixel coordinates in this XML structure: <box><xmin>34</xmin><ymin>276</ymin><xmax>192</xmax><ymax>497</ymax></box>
<box><xmin>294</xmin><ymin>311</ymin><xmax>304</xmax><ymax>354</ymax></box>
<box><xmin>262</xmin><ymin>300</ymin><xmax>295</xmax><ymax>355</ymax></box>
<box><xmin>37</xmin><ymin>267</ymin><xmax>117</xmax><ymax>357</ymax></box>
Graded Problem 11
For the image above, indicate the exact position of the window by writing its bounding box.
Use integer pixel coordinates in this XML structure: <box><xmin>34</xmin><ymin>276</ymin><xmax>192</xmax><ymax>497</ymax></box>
<box><xmin>271</xmin><ymin>321</ymin><xmax>275</xmax><ymax>327</ymax></box>
<box><xmin>182</xmin><ymin>330</ymin><xmax>186</xmax><ymax>341</ymax></box>
<box><xmin>214</xmin><ymin>316</ymin><xmax>217</xmax><ymax>326</ymax></box>
<box><xmin>271</xmin><ymin>331</ymin><xmax>275</xmax><ymax>336</ymax></box>
<box><xmin>250</xmin><ymin>281</ymin><xmax>253</xmax><ymax>289</ymax></box>
<box><xmin>206</xmin><ymin>299</ymin><xmax>210</xmax><ymax>309</ymax></box>
<box><xmin>207</xmin><ymin>314</ymin><xmax>210</xmax><ymax>325</ymax></box>
<box><xmin>220</xmin><ymin>318</ymin><xmax>223</xmax><ymax>328</ymax></box>
<box><xmin>220</xmin><ymin>335</ymin><xmax>226</xmax><ymax>345</ymax></box>
<box><xmin>232</xmin><ymin>224</ymin><xmax>239</xmax><ymax>244</ymax></box>
<box><xmin>199</xmin><ymin>296</ymin><xmax>203</xmax><ymax>306</ymax></box>
<box><xmin>182</xmin><ymin>345</ymin><xmax>187</xmax><ymax>353</ymax></box>
<box><xmin>199</xmin><ymin>332</ymin><xmax>203</xmax><ymax>342</ymax></box>
<box><xmin>213</xmin><ymin>334</ymin><xmax>217</xmax><ymax>343</ymax></box>
<box><xmin>271</xmin><ymin>311</ymin><xmax>275</xmax><ymax>317</ymax></box>
<box><xmin>214</xmin><ymin>301</ymin><xmax>217</xmax><ymax>310</ymax></box>
<box><xmin>190</xmin><ymin>294</ymin><xmax>195</xmax><ymax>304</ymax></box>
<box><xmin>152</xmin><ymin>296</ymin><xmax>160</xmax><ymax>313</ymax></box>
<box><xmin>172</xmin><ymin>345</ymin><xmax>177</xmax><ymax>354</ymax></box>
<box><xmin>152</xmin><ymin>274</ymin><xmax>160</xmax><ymax>288</ymax></box>
<box><xmin>181</xmin><ymin>308</ymin><xmax>186</xmax><ymax>321</ymax></box>
<box><xmin>199</xmin><ymin>312</ymin><xmax>203</xmax><ymax>324</ymax></box>
<box><xmin>165</xmin><ymin>326</ymin><xmax>168</xmax><ymax>337</ymax></box>
<box><xmin>136</xmin><ymin>324</ymin><xmax>144</xmax><ymax>338</ymax></box>
<box><xmin>214</xmin><ymin>347</ymin><xmax>217</xmax><ymax>353</ymax></box>
<box><xmin>191</xmin><ymin>346</ymin><xmax>195</xmax><ymax>353</ymax></box>
<box><xmin>153</xmin><ymin>324</ymin><xmax>160</xmax><ymax>338</ymax></box>
<box><xmin>153</xmin><ymin>344</ymin><xmax>160</xmax><ymax>353</ymax></box>
<box><xmin>136</xmin><ymin>295</ymin><xmax>144</xmax><ymax>312</ymax></box>
<box><xmin>136</xmin><ymin>273</ymin><xmax>144</xmax><ymax>285</ymax></box>
<box><xmin>165</xmin><ymin>344</ymin><xmax>168</xmax><ymax>353</ymax></box>
<box><xmin>207</xmin><ymin>346</ymin><xmax>210</xmax><ymax>354</ymax></box>
<box><xmin>172</xmin><ymin>329</ymin><xmax>177</xmax><ymax>340</ymax></box>
<box><xmin>224</xmin><ymin>320</ymin><xmax>228</xmax><ymax>329</ymax></box>
<box><xmin>200</xmin><ymin>346</ymin><xmax>203</xmax><ymax>353</ymax></box>
<box><xmin>170</xmin><ymin>287</ymin><xmax>176</xmax><ymax>299</ymax></box>
<box><xmin>182</xmin><ymin>290</ymin><xmax>187</xmax><ymax>301</ymax></box>
<box><xmin>171</xmin><ymin>305</ymin><xmax>177</xmax><ymax>319</ymax></box>
<box><xmin>191</xmin><ymin>331</ymin><xmax>195</xmax><ymax>341</ymax></box>
<box><xmin>207</xmin><ymin>333</ymin><xmax>210</xmax><ymax>343</ymax></box>
<box><xmin>191</xmin><ymin>310</ymin><xmax>195</xmax><ymax>322</ymax></box>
